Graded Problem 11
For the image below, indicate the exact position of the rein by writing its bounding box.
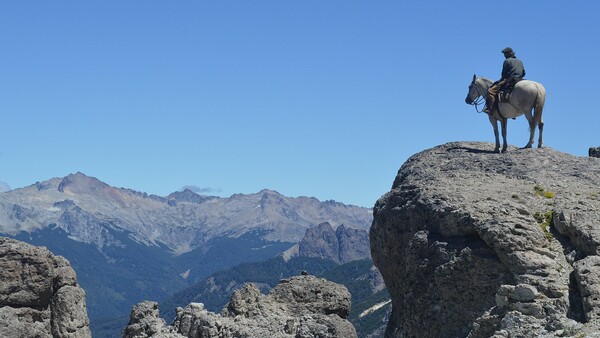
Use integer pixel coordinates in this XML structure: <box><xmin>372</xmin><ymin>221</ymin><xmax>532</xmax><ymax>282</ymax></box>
<box><xmin>468</xmin><ymin>81</ymin><xmax>488</xmax><ymax>114</ymax></box>
<box><xmin>470</xmin><ymin>96</ymin><xmax>486</xmax><ymax>113</ymax></box>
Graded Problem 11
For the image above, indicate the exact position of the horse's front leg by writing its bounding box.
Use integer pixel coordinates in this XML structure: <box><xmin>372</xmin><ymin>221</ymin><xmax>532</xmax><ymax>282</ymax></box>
<box><xmin>537</xmin><ymin>120</ymin><xmax>544</xmax><ymax>148</ymax></box>
<box><xmin>489</xmin><ymin>116</ymin><xmax>500</xmax><ymax>153</ymax></box>
<box><xmin>501</xmin><ymin>118</ymin><xmax>508</xmax><ymax>153</ymax></box>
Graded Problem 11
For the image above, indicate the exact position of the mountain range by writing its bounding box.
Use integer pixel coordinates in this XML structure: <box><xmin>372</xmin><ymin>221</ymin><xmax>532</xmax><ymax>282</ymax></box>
<box><xmin>1</xmin><ymin>172</ymin><xmax>371</xmax><ymax>251</ymax></box>
<box><xmin>0</xmin><ymin>172</ymin><xmax>374</xmax><ymax>335</ymax></box>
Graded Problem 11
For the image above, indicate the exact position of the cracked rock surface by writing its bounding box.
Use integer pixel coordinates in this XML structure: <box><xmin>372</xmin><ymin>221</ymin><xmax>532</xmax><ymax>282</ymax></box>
<box><xmin>370</xmin><ymin>142</ymin><xmax>600</xmax><ymax>338</ymax></box>
<box><xmin>0</xmin><ymin>237</ymin><xmax>91</xmax><ymax>338</ymax></box>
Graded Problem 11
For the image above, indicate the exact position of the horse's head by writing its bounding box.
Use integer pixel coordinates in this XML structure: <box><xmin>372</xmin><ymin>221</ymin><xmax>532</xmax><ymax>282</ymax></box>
<box><xmin>465</xmin><ymin>74</ymin><xmax>482</xmax><ymax>105</ymax></box>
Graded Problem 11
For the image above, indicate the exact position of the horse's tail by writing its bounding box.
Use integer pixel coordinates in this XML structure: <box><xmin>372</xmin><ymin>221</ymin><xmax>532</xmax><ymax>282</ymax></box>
<box><xmin>532</xmin><ymin>84</ymin><xmax>546</xmax><ymax>132</ymax></box>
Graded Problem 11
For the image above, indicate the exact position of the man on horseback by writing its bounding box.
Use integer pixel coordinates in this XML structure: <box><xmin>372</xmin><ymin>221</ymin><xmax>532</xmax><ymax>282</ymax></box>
<box><xmin>483</xmin><ymin>47</ymin><xmax>526</xmax><ymax>113</ymax></box>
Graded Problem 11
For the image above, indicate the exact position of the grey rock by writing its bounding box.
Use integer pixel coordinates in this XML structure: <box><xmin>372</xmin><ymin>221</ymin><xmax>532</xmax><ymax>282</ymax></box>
<box><xmin>370</xmin><ymin>142</ymin><xmax>600</xmax><ymax>337</ymax></box>
<box><xmin>574</xmin><ymin>256</ymin><xmax>600</xmax><ymax>322</ymax></box>
<box><xmin>268</xmin><ymin>275</ymin><xmax>351</xmax><ymax>319</ymax></box>
<box><xmin>296</xmin><ymin>222</ymin><xmax>371</xmax><ymax>264</ymax></box>
<box><xmin>122</xmin><ymin>301</ymin><xmax>180</xmax><ymax>338</ymax></box>
<box><xmin>123</xmin><ymin>275</ymin><xmax>357</xmax><ymax>338</ymax></box>
<box><xmin>298</xmin><ymin>222</ymin><xmax>341</xmax><ymax>262</ymax></box>
<box><xmin>0</xmin><ymin>237</ymin><xmax>91</xmax><ymax>338</ymax></box>
<box><xmin>510</xmin><ymin>284</ymin><xmax>538</xmax><ymax>302</ymax></box>
<box><xmin>337</xmin><ymin>224</ymin><xmax>372</xmax><ymax>263</ymax></box>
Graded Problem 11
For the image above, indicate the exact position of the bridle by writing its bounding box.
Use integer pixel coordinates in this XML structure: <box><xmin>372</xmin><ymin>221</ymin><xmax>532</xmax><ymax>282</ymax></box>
<box><xmin>468</xmin><ymin>81</ymin><xmax>487</xmax><ymax>113</ymax></box>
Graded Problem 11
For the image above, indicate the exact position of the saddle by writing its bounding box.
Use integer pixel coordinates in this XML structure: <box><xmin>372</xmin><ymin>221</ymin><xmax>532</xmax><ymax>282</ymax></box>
<box><xmin>498</xmin><ymin>77</ymin><xmax>523</xmax><ymax>103</ymax></box>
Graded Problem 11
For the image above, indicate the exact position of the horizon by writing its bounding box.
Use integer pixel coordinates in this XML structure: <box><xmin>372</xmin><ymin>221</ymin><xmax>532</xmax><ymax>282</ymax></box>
<box><xmin>3</xmin><ymin>170</ymin><xmax>374</xmax><ymax>207</ymax></box>
<box><xmin>2</xmin><ymin>2</ymin><xmax>599</xmax><ymax>207</ymax></box>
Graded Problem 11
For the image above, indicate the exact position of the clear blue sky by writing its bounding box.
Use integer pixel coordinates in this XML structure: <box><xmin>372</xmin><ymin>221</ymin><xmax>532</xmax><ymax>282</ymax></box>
<box><xmin>1</xmin><ymin>1</ymin><xmax>599</xmax><ymax>207</ymax></box>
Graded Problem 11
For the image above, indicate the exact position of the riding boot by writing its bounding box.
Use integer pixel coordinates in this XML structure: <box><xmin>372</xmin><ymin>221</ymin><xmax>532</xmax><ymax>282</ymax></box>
<box><xmin>483</xmin><ymin>97</ymin><xmax>494</xmax><ymax>113</ymax></box>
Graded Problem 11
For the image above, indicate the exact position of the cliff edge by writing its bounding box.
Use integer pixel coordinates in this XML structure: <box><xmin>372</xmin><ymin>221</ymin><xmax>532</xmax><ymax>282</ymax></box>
<box><xmin>370</xmin><ymin>142</ymin><xmax>600</xmax><ymax>337</ymax></box>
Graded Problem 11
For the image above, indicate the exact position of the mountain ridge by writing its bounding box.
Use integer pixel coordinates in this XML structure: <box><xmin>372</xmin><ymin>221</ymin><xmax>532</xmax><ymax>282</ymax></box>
<box><xmin>0</xmin><ymin>172</ymin><xmax>372</xmax><ymax>254</ymax></box>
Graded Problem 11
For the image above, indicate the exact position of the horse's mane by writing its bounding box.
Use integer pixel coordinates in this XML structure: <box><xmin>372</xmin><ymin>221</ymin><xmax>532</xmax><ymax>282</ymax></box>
<box><xmin>478</xmin><ymin>77</ymin><xmax>493</xmax><ymax>85</ymax></box>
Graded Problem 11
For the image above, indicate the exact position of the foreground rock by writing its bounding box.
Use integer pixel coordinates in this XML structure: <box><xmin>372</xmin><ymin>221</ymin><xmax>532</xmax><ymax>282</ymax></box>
<box><xmin>370</xmin><ymin>142</ymin><xmax>600</xmax><ymax>337</ymax></box>
<box><xmin>0</xmin><ymin>237</ymin><xmax>91</xmax><ymax>338</ymax></box>
<box><xmin>123</xmin><ymin>274</ymin><xmax>356</xmax><ymax>338</ymax></box>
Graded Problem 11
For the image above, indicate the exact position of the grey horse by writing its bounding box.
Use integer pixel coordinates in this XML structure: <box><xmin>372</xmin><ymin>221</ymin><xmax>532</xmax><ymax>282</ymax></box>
<box><xmin>465</xmin><ymin>74</ymin><xmax>546</xmax><ymax>153</ymax></box>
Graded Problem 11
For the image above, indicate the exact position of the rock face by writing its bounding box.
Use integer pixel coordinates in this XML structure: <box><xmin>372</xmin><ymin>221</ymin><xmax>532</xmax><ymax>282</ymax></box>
<box><xmin>295</xmin><ymin>222</ymin><xmax>371</xmax><ymax>263</ymax></box>
<box><xmin>123</xmin><ymin>275</ymin><xmax>357</xmax><ymax>338</ymax></box>
<box><xmin>370</xmin><ymin>142</ymin><xmax>600</xmax><ymax>337</ymax></box>
<box><xmin>0</xmin><ymin>237</ymin><xmax>91</xmax><ymax>338</ymax></box>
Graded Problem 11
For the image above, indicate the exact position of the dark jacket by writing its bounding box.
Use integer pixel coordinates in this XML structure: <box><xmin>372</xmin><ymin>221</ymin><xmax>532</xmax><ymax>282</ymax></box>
<box><xmin>501</xmin><ymin>56</ymin><xmax>526</xmax><ymax>81</ymax></box>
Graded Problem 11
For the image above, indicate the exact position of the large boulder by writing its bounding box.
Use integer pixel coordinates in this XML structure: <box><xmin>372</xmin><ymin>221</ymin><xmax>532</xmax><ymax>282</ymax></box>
<box><xmin>0</xmin><ymin>237</ymin><xmax>91</xmax><ymax>338</ymax></box>
<box><xmin>123</xmin><ymin>274</ymin><xmax>357</xmax><ymax>338</ymax></box>
<box><xmin>370</xmin><ymin>142</ymin><xmax>600</xmax><ymax>337</ymax></box>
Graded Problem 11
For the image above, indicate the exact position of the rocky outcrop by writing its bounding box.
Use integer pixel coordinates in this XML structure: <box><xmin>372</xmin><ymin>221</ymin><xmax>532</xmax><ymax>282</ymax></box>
<box><xmin>370</xmin><ymin>142</ymin><xmax>600</xmax><ymax>337</ymax></box>
<box><xmin>0</xmin><ymin>237</ymin><xmax>91</xmax><ymax>338</ymax></box>
<box><xmin>290</xmin><ymin>222</ymin><xmax>371</xmax><ymax>263</ymax></box>
<box><xmin>123</xmin><ymin>275</ymin><xmax>357</xmax><ymax>338</ymax></box>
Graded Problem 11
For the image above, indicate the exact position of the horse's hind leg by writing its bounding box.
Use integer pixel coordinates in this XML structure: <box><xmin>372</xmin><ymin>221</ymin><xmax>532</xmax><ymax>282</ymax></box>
<box><xmin>489</xmin><ymin>116</ymin><xmax>501</xmax><ymax>153</ymax></box>
<box><xmin>524</xmin><ymin>112</ymin><xmax>535</xmax><ymax>148</ymax></box>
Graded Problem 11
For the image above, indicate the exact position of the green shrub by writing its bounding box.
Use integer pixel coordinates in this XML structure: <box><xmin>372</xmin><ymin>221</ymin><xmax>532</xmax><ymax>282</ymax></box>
<box><xmin>534</xmin><ymin>185</ymin><xmax>545</xmax><ymax>195</ymax></box>
<box><xmin>534</xmin><ymin>211</ymin><xmax>554</xmax><ymax>240</ymax></box>
<box><xmin>534</xmin><ymin>185</ymin><xmax>555</xmax><ymax>199</ymax></box>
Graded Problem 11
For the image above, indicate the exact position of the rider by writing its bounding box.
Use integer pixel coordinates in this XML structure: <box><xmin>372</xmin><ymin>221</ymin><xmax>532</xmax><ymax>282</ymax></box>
<box><xmin>483</xmin><ymin>47</ymin><xmax>526</xmax><ymax>113</ymax></box>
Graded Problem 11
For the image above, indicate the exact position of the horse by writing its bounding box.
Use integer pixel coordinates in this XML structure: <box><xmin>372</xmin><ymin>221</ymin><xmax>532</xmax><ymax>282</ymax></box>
<box><xmin>465</xmin><ymin>74</ymin><xmax>546</xmax><ymax>153</ymax></box>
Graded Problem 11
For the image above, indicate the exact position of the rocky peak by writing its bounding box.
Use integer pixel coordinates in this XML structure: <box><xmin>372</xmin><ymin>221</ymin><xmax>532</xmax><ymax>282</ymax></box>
<box><xmin>167</xmin><ymin>189</ymin><xmax>215</xmax><ymax>206</ymax></box>
<box><xmin>296</xmin><ymin>222</ymin><xmax>371</xmax><ymax>264</ymax></box>
<box><xmin>57</xmin><ymin>172</ymin><xmax>109</xmax><ymax>194</ymax></box>
<box><xmin>299</xmin><ymin>222</ymin><xmax>339</xmax><ymax>262</ymax></box>
<box><xmin>123</xmin><ymin>274</ymin><xmax>357</xmax><ymax>338</ymax></box>
<box><xmin>0</xmin><ymin>237</ymin><xmax>91</xmax><ymax>337</ymax></box>
<box><xmin>336</xmin><ymin>224</ymin><xmax>371</xmax><ymax>264</ymax></box>
<box><xmin>257</xmin><ymin>189</ymin><xmax>286</xmax><ymax>206</ymax></box>
<box><xmin>370</xmin><ymin>142</ymin><xmax>600</xmax><ymax>337</ymax></box>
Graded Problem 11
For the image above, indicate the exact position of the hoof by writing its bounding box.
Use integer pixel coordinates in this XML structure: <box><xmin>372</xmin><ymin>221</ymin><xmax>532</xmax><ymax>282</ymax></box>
<box><xmin>494</xmin><ymin>149</ymin><xmax>500</xmax><ymax>153</ymax></box>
